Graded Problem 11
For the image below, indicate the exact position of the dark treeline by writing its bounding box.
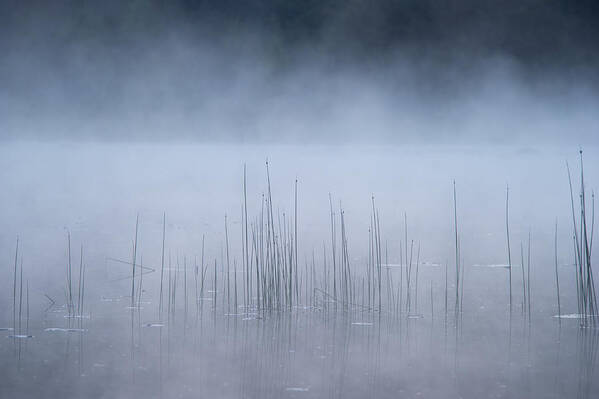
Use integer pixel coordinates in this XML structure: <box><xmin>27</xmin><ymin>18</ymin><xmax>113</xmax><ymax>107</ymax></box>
<box><xmin>2</xmin><ymin>0</ymin><xmax>599</xmax><ymax>69</ymax></box>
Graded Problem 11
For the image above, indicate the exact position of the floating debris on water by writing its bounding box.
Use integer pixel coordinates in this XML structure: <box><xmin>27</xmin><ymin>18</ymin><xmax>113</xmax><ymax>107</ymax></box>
<box><xmin>351</xmin><ymin>322</ymin><xmax>373</xmax><ymax>326</ymax></box>
<box><xmin>407</xmin><ymin>313</ymin><xmax>425</xmax><ymax>319</ymax></box>
<box><xmin>45</xmin><ymin>328</ymin><xmax>87</xmax><ymax>333</ymax></box>
<box><xmin>421</xmin><ymin>261</ymin><xmax>442</xmax><ymax>267</ymax></box>
<box><xmin>293</xmin><ymin>305</ymin><xmax>316</xmax><ymax>310</ymax></box>
<box><xmin>472</xmin><ymin>264</ymin><xmax>513</xmax><ymax>269</ymax></box>
<box><xmin>0</xmin><ymin>327</ymin><xmax>14</xmax><ymax>331</ymax></box>
<box><xmin>64</xmin><ymin>314</ymin><xmax>91</xmax><ymax>319</ymax></box>
<box><xmin>101</xmin><ymin>296</ymin><xmax>124</xmax><ymax>302</ymax></box>
<box><xmin>144</xmin><ymin>323</ymin><xmax>165</xmax><ymax>328</ymax></box>
<box><xmin>553</xmin><ymin>314</ymin><xmax>598</xmax><ymax>319</ymax></box>
<box><xmin>285</xmin><ymin>387</ymin><xmax>310</xmax><ymax>392</ymax></box>
<box><xmin>382</xmin><ymin>262</ymin><xmax>441</xmax><ymax>268</ymax></box>
<box><xmin>8</xmin><ymin>334</ymin><xmax>33</xmax><ymax>339</ymax></box>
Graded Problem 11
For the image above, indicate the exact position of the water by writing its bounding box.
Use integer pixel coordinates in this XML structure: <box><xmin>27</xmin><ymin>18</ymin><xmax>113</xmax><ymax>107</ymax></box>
<box><xmin>1</xmin><ymin>302</ymin><xmax>597</xmax><ymax>398</ymax></box>
<box><xmin>0</xmin><ymin>142</ymin><xmax>598</xmax><ymax>398</ymax></box>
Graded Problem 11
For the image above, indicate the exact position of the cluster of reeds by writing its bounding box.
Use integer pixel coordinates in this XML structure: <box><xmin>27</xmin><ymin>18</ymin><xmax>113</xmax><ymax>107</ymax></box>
<box><xmin>64</xmin><ymin>232</ymin><xmax>87</xmax><ymax>325</ymax></box>
<box><xmin>507</xmin><ymin>185</ymin><xmax>533</xmax><ymax>322</ymax></box>
<box><xmin>519</xmin><ymin>233</ymin><xmax>532</xmax><ymax>319</ymax></box>
<box><xmin>112</xmin><ymin>163</ymin><xmax>474</xmax><ymax>323</ymax></box>
<box><xmin>10</xmin><ymin>237</ymin><xmax>31</xmax><ymax>346</ymax></box>
<box><xmin>567</xmin><ymin>150</ymin><xmax>597</xmax><ymax>327</ymax></box>
<box><xmin>36</xmin><ymin>151</ymin><xmax>595</xmax><ymax>333</ymax></box>
<box><xmin>4</xmin><ymin>237</ymin><xmax>33</xmax><ymax>365</ymax></box>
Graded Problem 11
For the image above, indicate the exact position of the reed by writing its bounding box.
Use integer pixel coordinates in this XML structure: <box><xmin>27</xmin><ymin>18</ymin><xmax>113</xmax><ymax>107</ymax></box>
<box><xmin>131</xmin><ymin>215</ymin><xmax>139</xmax><ymax>309</ymax></box>
<box><xmin>243</xmin><ymin>165</ymin><xmax>250</xmax><ymax>311</ymax></box>
<box><xmin>26</xmin><ymin>280</ymin><xmax>29</xmax><ymax>336</ymax></box>
<box><xmin>406</xmin><ymin>240</ymin><xmax>414</xmax><ymax>313</ymax></box>
<box><xmin>225</xmin><ymin>214</ymin><xmax>231</xmax><ymax>312</ymax></box>
<box><xmin>200</xmin><ymin>236</ymin><xmax>207</xmax><ymax>314</ymax></box>
<box><xmin>213</xmin><ymin>259</ymin><xmax>217</xmax><ymax>309</ymax></box>
<box><xmin>138</xmin><ymin>255</ymin><xmax>144</xmax><ymax>308</ymax></box>
<box><xmin>453</xmin><ymin>181</ymin><xmax>460</xmax><ymax>316</ymax></box>
<box><xmin>444</xmin><ymin>260</ymin><xmax>448</xmax><ymax>323</ymax></box>
<box><xmin>81</xmin><ymin>258</ymin><xmax>86</xmax><ymax>322</ymax></box>
<box><xmin>506</xmin><ymin>185</ymin><xmax>513</xmax><ymax>313</ymax></box>
<box><xmin>398</xmin><ymin>240</ymin><xmax>403</xmax><ymax>316</ymax></box>
<box><xmin>13</xmin><ymin>237</ymin><xmax>19</xmax><ymax>334</ymax></box>
<box><xmin>294</xmin><ymin>178</ymin><xmax>298</xmax><ymax>309</ymax></box>
<box><xmin>78</xmin><ymin>245</ymin><xmax>83</xmax><ymax>316</ymax></box>
<box><xmin>371</xmin><ymin>197</ymin><xmax>381</xmax><ymax>312</ymax></box>
<box><xmin>527</xmin><ymin>231</ymin><xmax>532</xmax><ymax>320</ymax></box>
<box><xmin>329</xmin><ymin>194</ymin><xmax>337</xmax><ymax>303</ymax></box>
<box><xmin>404</xmin><ymin>213</ymin><xmax>408</xmax><ymax>313</ymax></box>
<box><xmin>567</xmin><ymin>150</ymin><xmax>597</xmax><ymax>327</ymax></box>
<box><xmin>184</xmin><ymin>255</ymin><xmax>188</xmax><ymax>326</ymax></box>
<box><xmin>234</xmin><ymin>259</ymin><xmax>238</xmax><ymax>312</ymax></box>
<box><xmin>553</xmin><ymin>219</ymin><xmax>562</xmax><ymax>324</ymax></box>
<box><xmin>159</xmin><ymin>212</ymin><xmax>166</xmax><ymax>319</ymax></box>
<box><xmin>520</xmin><ymin>242</ymin><xmax>526</xmax><ymax>314</ymax></box>
<box><xmin>67</xmin><ymin>232</ymin><xmax>73</xmax><ymax>315</ymax></box>
<box><xmin>415</xmin><ymin>242</ymin><xmax>420</xmax><ymax>314</ymax></box>
<box><xmin>430</xmin><ymin>281</ymin><xmax>434</xmax><ymax>321</ymax></box>
<box><xmin>18</xmin><ymin>264</ymin><xmax>23</xmax><ymax>336</ymax></box>
<box><xmin>194</xmin><ymin>255</ymin><xmax>199</xmax><ymax>319</ymax></box>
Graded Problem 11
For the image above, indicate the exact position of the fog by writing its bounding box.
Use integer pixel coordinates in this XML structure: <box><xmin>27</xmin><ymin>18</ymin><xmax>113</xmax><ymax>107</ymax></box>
<box><xmin>3</xmin><ymin>40</ymin><xmax>599</xmax><ymax>144</ymax></box>
<box><xmin>2</xmin><ymin>1</ymin><xmax>599</xmax><ymax>144</ymax></box>
<box><xmin>2</xmin><ymin>2</ymin><xmax>599</xmax><ymax>398</ymax></box>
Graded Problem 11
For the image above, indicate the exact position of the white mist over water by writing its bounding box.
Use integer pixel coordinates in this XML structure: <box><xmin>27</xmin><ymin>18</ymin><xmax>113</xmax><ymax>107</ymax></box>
<box><xmin>1</xmin><ymin>141</ymin><xmax>598</xmax><ymax>398</ymax></box>
<box><xmin>1</xmin><ymin>141</ymin><xmax>596</xmax><ymax>307</ymax></box>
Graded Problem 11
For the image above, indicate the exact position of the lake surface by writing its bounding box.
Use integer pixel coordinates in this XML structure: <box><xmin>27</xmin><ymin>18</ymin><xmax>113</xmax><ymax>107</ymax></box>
<box><xmin>0</xmin><ymin>142</ymin><xmax>598</xmax><ymax>398</ymax></box>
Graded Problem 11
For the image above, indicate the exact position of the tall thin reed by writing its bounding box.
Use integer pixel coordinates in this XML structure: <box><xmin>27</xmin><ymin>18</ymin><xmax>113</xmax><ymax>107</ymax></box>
<box><xmin>453</xmin><ymin>181</ymin><xmax>460</xmax><ymax>316</ymax></box>
<box><xmin>131</xmin><ymin>215</ymin><xmax>139</xmax><ymax>309</ymax></box>
<box><xmin>506</xmin><ymin>185</ymin><xmax>512</xmax><ymax>313</ymax></box>
<box><xmin>159</xmin><ymin>212</ymin><xmax>166</xmax><ymax>319</ymax></box>
<box><xmin>13</xmin><ymin>237</ymin><xmax>19</xmax><ymax>333</ymax></box>
<box><xmin>555</xmin><ymin>220</ymin><xmax>561</xmax><ymax>320</ymax></box>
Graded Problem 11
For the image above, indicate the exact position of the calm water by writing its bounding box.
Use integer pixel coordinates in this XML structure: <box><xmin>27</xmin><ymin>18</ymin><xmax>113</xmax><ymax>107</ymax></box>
<box><xmin>1</xmin><ymin>142</ymin><xmax>598</xmax><ymax>398</ymax></box>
